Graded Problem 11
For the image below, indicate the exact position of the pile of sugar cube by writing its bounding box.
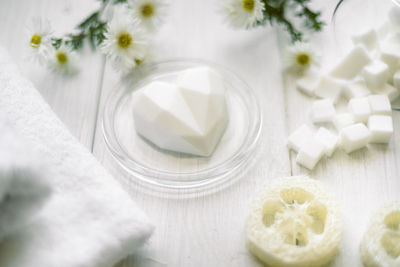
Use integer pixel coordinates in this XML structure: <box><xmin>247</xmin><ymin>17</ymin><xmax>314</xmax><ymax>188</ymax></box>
<box><xmin>288</xmin><ymin>6</ymin><xmax>400</xmax><ymax>170</ymax></box>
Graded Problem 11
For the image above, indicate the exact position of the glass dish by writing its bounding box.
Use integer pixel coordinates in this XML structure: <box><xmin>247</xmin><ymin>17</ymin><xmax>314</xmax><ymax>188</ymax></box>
<box><xmin>102</xmin><ymin>59</ymin><xmax>262</xmax><ymax>196</ymax></box>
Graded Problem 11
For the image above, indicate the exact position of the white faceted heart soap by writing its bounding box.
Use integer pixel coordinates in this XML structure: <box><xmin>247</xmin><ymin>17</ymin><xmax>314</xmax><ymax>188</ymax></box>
<box><xmin>132</xmin><ymin>67</ymin><xmax>228</xmax><ymax>157</ymax></box>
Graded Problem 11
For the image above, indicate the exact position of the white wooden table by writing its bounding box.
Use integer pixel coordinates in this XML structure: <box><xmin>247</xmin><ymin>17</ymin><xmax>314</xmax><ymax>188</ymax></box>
<box><xmin>1</xmin><ymin>0</ymin><xmax>399</xmax><ymax>266</ymax></box>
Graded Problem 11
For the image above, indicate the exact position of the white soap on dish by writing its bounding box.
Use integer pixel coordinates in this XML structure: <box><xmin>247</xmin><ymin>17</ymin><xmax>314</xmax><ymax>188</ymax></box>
<box><xmin>362</xmin><ymin>60</ymin><xmax>389</xmax><ymax>90</ymax></box>
<box><xmin>287</xmin><ymin>124</ymin><xmax>314</xmax><ymax>152</ymax></box>
<box><xmin>132</xmin><ymin>67</ymin><xmax>228</xmax><ymax>157</ymax></box>
<box><xmin>296</xmin><ymin>71</ymin><xmax>319</xmax><ymax>96</ymax></box>
<box><xmin>368</xmin><ymin>115</ymin><xmax>393</xmax><ymax>143</ymax></box>
<box><xmin>377</xmin><ymin>83</ymin><xmax>400</xmax><ymax>102</ymax></box>
<box><xmin>329</xmin><ymin>45</ymin><xmax>371</xmax><ymax>80</ymax></box>
<box><xmin>313</xmin><ymin>76</ymin><xmax>343</xmax><ymax>103</ymax></box>
<box><xmin>310</xmin><ymin>99</ymin><xmax>336</xmax><ymax>123</ymax></box>
<box><xmin>343</xmin><ymin>80</ymin><xmax>371</xmax><ymax>99</ymax></box>
<box><xmin>333</xmin><ymin>113</ymin><xmax>355</xmax><ymax>131</ymax></box>
<box><xmin>315</xmin><ymin>127</ymin><xmax>339</xmax><ymax>157</ymax></box>
<box><xmin>352</xmin><ymin>29</ymin><xmax>378</xmax><ymax>50</ymax></box>
<box><xmin>368</xmin><ymin>94</ymin><xmax>392</xmax><ymax>115</ymax></box>
<box><xmin>341</xmin><ymin>123</ymin><xmax>371</xmax><ymax>153</ymax></box>
<box><xmin>347</xmin><ymin>97</ymin><xmax>371</xmax><ymax>123</ymax></box>
<box><xmin>296</xmin><ymin>139</ymin><xmax>325</xmax><ymax>170</ymax></box>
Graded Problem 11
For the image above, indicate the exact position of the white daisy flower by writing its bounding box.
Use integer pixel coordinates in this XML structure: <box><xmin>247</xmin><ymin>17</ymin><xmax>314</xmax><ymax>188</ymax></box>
<box><xmin>122</xmin><ymin>47</ymin><xmax>156</xmax><ymax>87</ymax></box>
<box><xmin>101</xmin><ymin>15</ymin><xmax>148</xmax><ymax>71</ymax></box>
<box><xmin>285</xmin><ymin>42</ymin><xmax>319</xmax><ymax>73</ymax></box>
<box><xmin>224</xmin><ymin>0</ymin><xmax>265</xmax><ymax>29</ymax></box>
<box><xmin>129</xmin><ymin>0</ymin><xmax>167</xmax><ymax>32</ymax></box>
<box><xmin>26</xmin><ymin>17</ymin><xmax>53</xmax><ymax>63</ymax></box>
<box><xmin>48</xmin><ymin>45</ymin><xmax>78</xmax><ymax>75</ymax></box>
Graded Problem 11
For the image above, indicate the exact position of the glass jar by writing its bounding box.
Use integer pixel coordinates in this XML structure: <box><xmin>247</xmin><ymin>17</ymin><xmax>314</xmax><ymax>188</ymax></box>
<box><xmin>332</xmin><ymin>0</ymin><xmax>394</xmax><ymax>53</ymax></box>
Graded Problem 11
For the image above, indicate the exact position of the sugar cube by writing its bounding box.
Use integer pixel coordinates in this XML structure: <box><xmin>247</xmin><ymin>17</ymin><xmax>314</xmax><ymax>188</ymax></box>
<box><xmin>376</xmin><ymin>21</ymin><xmax>390</xmax><ymax>40</ymax></box>
<box><xmin>315</xmin><ymin>127</ymin><xmax>339</xmax><ymax>157</ymax></box>
<box><xmin>380</xmin><ymin>44</ymin><xmax>400</xmax><ymax>79</ymax></box>
<box><xmin>393</xmin><ymin>70</ymin><xmax>400</xmax><ymax>90</ymax></box>
<box><xmin>362</xmin><ymin>60</ymin><xmax>389</xmax><ymax>90</ymax></box>
<box><xmin>368</xmin><ymin>115</ymin><xmax>393</xmax><ymax>143</ymax></box>
<box><xmin>343</xmin><ymin>80</ymin><xmax>371</xmax><ymax>99</ymax></box>
<box><xmin>389</xmin><ymin>5</ymin><xmax>400</xmax><ymax>28</ymax></box>
<box><xmin>296</xmin><ymin>139</ymin><xmax>325</xmax><ymax>170</ymax></box>
<box><xmin>333</xmin><ymin>113</ymin><xmax>355</xmax><ymax>131</ymax></box>
<box><xmin>368</xmin><ymin>95</ymin><xmax>392</xmax><ymax>115</ymax></box>
<box><xmin>287</xmin><ymin>124</ymin><xmax>314</xmax><ymax>152</ymax></box>
<box><xmin>314</xmin><ymin>76</ymin><xmax>343</xmax><ymax>103</ymax></box>
<box><xmin>348</xmin><ymin>97</ymin><xmax>371</xmax><ymax>123</ymax></box>
<box><xmin>352</xmin><ymin>29</ymin><xmax>378</xmax><ymax>50</ymax></box>
<box><xmin>310</xmin><ymin>99</ymin><xmax>336</xmax><ymax>123</ymax></box>
<box><xmin>386</xmin><ymin>32</ymin><xmax>400</xmax><ymax>46</ymax></box>
<box><xmin>296</xmin><ymin>71</ymin><xmax>319</xmax><ymax>96</ymax></box>
<box><xmin>377</xmin><ymin>84</ymin><xmax>400</xmax><ymax>102</ymax></box>
<box><xmin>341</xmin><ymin>123</ymin><xmax>371</xmax><ymax>153</ymax></box>
<box><xmin>329</xmin><ymin>45</ymin><xmax>371</xmax><ymax>80</ymax></box>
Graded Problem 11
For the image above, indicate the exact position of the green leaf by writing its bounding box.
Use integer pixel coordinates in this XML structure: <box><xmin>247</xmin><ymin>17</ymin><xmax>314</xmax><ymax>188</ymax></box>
<box><xmin>77</xmin><ymin>11</ymin><xmax>99</xmax><ymax>30</ymax></box>
<box><xmin>258</xmin><ymin>0</ymin><xmax>324</xmax><ymax>42</ymax></box>
<box><xmin>51</xmin><ymin>38</ymin><xmax>63</xmax><ymax>49</ymax></box>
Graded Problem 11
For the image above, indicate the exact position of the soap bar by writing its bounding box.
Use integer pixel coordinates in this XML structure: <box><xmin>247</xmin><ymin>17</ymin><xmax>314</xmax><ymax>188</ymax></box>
<box><xmin>347</xmin><ymin>97</ymin><xmax>371</xmax><ymax>123</ymax></box>
<box><xmin>313</xmin><ymin>76</ymin><xmax>343</xmax><ymax>103</ymax></box>
<box><xmin>352</xmin><ymin>29</ymin><xmax>378</xmax><ymax>50</ymax></box>
<box><xmin>343</xmin><ymin>80</ymin><xmax>371</xmax><ymax>99</ymax></box>
<box><xmin>310</xmin><ymin>99</ymin><xmax>336</xmax><ymax>123</ymax></box>
<box><xmin>315</xmin><ymin>127</ymin><xmax>339</xmax><ymax>157</ymax></box>
<box><xmin>329</xmin><ymin>45</ymin><xmax>371</xmax><ymax>80</ymax></box>
<box><xmin>333</xmin><ymin>113</ymin><xmax>355</xmax><ymax>131</ymax></box>
<box><xmin>287</xmin><ymin>124</ymin><xmax>314</xmax><ymax>152</ymax></box>
<box><xmin>132</xmin><ymin>67</ymin><xmax>228</xmax><ymax>157</ymax></box>
<box><xmin>296</xmin><ymin>139</ymin><xmax>325</xmax><ymax>170</ymax></box>
<box><xmin>341</xmin><ymin>123</ymin><xmax>370</xmax><ymax>153</ymax></box>
<box><xmin>368</xmin><ymin>115</ymin><xmax>393</xmax><ymax>143</ymax></box>
<box><xmin>362</xmin><ymin>60</ymin><xmax>389</xmax><ymax>90</ymax></box>
<box><xmin>296</xmin><ymin>71</ymin><xmax>319</xmax><ymax>96</ymax></box>
<box><xmin>368</xmin><ymin>95</ymin><xmax>392</xmax><ymax>115</ymax></box>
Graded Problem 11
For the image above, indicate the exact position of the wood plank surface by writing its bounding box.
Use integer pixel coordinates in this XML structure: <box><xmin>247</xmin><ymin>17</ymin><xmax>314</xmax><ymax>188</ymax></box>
<box><xmin>1</xmin><ymin>0</ymin><xmax>399</xmax><ymax>266</ymax></box>
<box><xmin>93</xmin><ymin>0</ymin><xmax>290</xmax><ymax>266</ymax></box>
<box><xmin>0</xmin><ymin>0</ymin><xmax>104</xmax><ymax>149</ymax></box>
<box><xmin>280</xmin><ymin>1</ymin><xmax>400</xmax><ymax>267</ymax></box>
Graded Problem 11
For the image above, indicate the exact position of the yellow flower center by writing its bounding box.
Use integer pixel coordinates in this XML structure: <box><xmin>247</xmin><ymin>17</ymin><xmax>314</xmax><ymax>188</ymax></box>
<box><xmin>135</xmin><ymin>58</ymin><xmax>143</xmax><ymax>65</ymax></box>
<box><xmin>296</xmin><ymin>53</ymin><xmax>310</xmax><ymax>66</ymax></box>
<box><xmin>56</xmin><ymin>51</ymin><xmax>68</xmax><ymax>65</ymax></box>
<box><xmin>30</xmin><ymin>34</ymin><xmax>42</xmax><ymax>48</ymax></box>
<box><xmin>118</xmin><ymin>32</ymin><xmax>133</xmax><ymax>49</ymax></box>
<box><xmin>141</xmin><ymin>3</ymin><xmax>154</xmax><ymax>18</ymax></box>
<box><xmin>242</xmin><ymin>0</ymin><xmax>255</xmax><ymax>12</ymax></box>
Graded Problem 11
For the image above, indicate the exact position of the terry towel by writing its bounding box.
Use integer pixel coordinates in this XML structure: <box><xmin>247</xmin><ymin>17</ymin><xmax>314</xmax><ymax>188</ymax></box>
<box><xmin>0</xmin><ymin>117</ymin><xmax>51</xmax><ymax>240</ymax></box>
<box><xmin>0</xmin><ymin>47</ymin><xmax>154</xmax><ymax>267</ymax></box>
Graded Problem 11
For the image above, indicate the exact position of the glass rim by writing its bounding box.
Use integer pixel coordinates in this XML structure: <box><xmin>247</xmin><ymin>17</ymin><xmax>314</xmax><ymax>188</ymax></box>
<box><xmin>102</xmin><ymin>58</ymin><xmax>263</xmax><ymax>192</ymax></box>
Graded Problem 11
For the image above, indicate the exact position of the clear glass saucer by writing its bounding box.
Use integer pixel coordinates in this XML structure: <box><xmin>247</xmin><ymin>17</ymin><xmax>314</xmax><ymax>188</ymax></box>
<box><xmin>102</xmin><ymin>59</ymin><xmax>262</xmax><ymax>196</ymax></box>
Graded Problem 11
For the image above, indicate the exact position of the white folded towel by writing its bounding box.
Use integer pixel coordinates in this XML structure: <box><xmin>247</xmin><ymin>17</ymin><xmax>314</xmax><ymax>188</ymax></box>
<box><xmin>0</xmin><ymin>117</ymin><xmax>51</xmax><ymax>240</ymax></box>
<box><xmin>0</xmin><ymin>47</ymin><xmax>154</xmax><ymax>267</ymax></box>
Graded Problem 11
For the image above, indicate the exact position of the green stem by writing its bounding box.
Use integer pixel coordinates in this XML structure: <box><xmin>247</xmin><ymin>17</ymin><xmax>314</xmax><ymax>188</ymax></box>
<box><xmin>51</xmin><ymin>0</ymin><xmax>111</xmax><ymax>51</ymax></box>
<box><xmin>259</xmin><ymin>0</ymin><xmax>324</xmax><ymax>42</ymax></box>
